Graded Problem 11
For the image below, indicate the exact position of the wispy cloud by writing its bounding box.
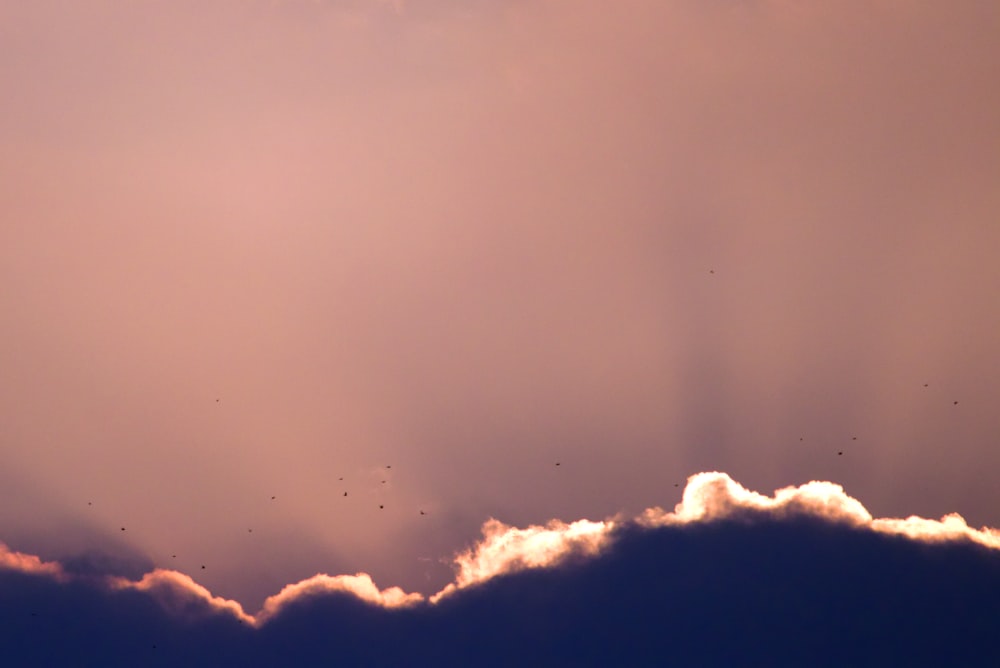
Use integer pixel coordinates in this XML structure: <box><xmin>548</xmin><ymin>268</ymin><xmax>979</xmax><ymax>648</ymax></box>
<box><xmin>0</xmin><ymin>542</ymin><xmax>63</xmax><ymax>579</ymax></box>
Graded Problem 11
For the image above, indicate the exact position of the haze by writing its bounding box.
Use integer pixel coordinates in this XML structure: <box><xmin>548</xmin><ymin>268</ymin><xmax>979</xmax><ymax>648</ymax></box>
<box><xmin>1</xmin><ymin>0</ymin><xmax>998</xmax><ymax>609</ymax></box>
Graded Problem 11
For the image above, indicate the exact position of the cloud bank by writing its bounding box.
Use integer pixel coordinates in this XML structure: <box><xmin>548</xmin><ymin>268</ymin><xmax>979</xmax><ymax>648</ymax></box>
<box><xmin>3</xmin><ymin>472</ymin><xmax>998</xmax><ymax>666</ymax></box>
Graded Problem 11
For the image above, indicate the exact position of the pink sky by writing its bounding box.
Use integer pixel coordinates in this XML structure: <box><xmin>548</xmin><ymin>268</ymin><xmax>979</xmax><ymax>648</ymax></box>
<box><xmin>1</xmin><ymin>0</ymin><xmax>998</xmax><ymax>608</ymax></box>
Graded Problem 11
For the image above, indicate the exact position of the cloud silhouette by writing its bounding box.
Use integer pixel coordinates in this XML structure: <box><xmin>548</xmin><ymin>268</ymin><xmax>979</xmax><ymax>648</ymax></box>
<box><xmin>2</xmin><ymin>473</ymin><xmax>999</xmax><ymax>666</ymax></box>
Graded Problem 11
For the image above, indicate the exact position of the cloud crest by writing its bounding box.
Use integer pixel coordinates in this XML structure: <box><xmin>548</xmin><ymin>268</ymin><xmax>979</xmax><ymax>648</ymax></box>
<box><xmin>4</xmin><ymin>471</ymin><xmax>998</xmax><ymax>626</ymax></box>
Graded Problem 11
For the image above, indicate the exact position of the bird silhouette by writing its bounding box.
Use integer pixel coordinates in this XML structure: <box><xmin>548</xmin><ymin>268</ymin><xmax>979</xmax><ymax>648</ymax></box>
<box><xmin>838</xmin><ymin>451</ymin><xmax>843</xmax><ymax>456</ymax></box>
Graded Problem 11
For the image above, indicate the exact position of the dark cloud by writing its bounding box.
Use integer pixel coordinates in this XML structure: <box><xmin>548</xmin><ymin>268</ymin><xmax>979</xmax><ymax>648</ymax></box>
<box><xmin>3</xmin><ymin>473</ymin><xmax>998</xmax><ymax>666</ymax></box>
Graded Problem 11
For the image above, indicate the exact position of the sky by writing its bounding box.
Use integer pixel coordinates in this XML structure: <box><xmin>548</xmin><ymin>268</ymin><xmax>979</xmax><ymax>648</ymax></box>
<box><xmin>1</xmin><ymin>0</ymin><xmax>999</xmax><ymax>662</ymax></box>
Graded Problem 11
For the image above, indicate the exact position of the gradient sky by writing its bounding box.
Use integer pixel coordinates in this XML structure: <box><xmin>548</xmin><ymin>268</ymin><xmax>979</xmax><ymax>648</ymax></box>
<box><xmin>2</xmin><ymin>0</ymin><xmax>999</xmax><ymax>611</ymax></box>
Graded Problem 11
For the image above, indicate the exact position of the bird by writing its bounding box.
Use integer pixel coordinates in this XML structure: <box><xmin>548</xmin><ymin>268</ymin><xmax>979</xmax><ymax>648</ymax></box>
<box><xmin>555</xmin><ymin>462</ymin><xmax>561</xmax><ymax>467</ymax></box>
<box><xmin>386</xmin><ymin>465</ymin><xmax>392</xmax><ymax>469</ymax></box>
<box><xmin>121</xmin><ymin>527</ymin><xmax>125</xmax><ymax>531</ymax></box>
<box><xmin>837</xmin><ymin>451</ymin><xmax>843</xmax><ymax>456</ymax></box>
<box><xmin>709</xmin><ymin>269</ymin><xmax>715</xmax><ymax>274</ymax></box>
<box><xmin>248</xmin><ymin>528</ymin><xmax>252</xmax><ymax>533</ymax></box>
<box><xmin>172</xmin><ymin>555</ymin><xmax>176</xmax><ymax>558</ymax></box>
<box><xmin>923</xmin><ymin>383</ymin><xmax>929</xmax><ymax>387</ymax></box>
<box><xmin>420</xmin><ymin>510</ymin><xmax>426</xmax><ymax>516</ymax></box>
<box><xmin>852</xmin><ymin>436</ymin><xmax>857</xmax><ymax>440</ymax></box>
<box><xmin>954</xmin><ymin>400</ymin><xmax>959</xmax><ymax>405</ymax></box>
<box><xmin>271</xmin><ymin>496</ymin><xmax>276</xmax><ymax>500</ymax></box>
<box><xmin>338</xmin><ymin>477</ymin><xmax>343</xmax><ymax>481</ymax></box>
<box><xmin>379</xmin><ymin>505</ymin><xmax>384</xmax><ymax>510</ymax></box>
<box><xmin>88</xmin><ymin>501</ymin><xmax>92</xmax><ymax>506</ymax></box>
<box><xmin>343</xmin><ymin>492</ymin><xmax>348</xmax><ymax>497</ymax></box>
<box><xmin>201</xmin><ymin>565</ymin><xmax>206</xmax><ymax>570</ymax></box>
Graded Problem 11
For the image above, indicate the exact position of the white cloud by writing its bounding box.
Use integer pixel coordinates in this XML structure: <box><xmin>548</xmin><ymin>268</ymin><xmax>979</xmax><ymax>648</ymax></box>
<box><xmin>431</xmin><ymin>517</ymin><xmax>613</xmax><ymax>603</ymax></box>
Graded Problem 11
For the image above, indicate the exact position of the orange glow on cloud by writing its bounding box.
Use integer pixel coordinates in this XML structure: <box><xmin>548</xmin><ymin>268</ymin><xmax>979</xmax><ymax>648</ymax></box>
<box><xmin>257</xmin><ymin>573</ymin><xmax>423</xmax><ymax>623</ymax></box>
<box><xmin>0</xmin><ymin>542</ymin><xmax>64</xmax><ymax>579</ymax></box>
<box><xmin>4</xmin><ymin>472</ymin><xmax>999</xmax><ymax>625</ymax></box>
<box><xmin>112</xmin><ymin>569</ymin><xmax>255</xmax><ymax>625</ymax></box>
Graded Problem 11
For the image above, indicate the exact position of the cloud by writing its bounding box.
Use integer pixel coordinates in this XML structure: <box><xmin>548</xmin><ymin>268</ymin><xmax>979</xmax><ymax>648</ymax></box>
<box><xmin>257</xmin><ymin>572</ymin><xmax>423</xmax><ymax>623</ymax></box>
<box><xmin>3</xmin><ymin>472</ymin><xmax>999</xmax><ymax>665</ymax></box>
<box><xmin>641</xmin><ymin>471</ymin><xmax>1000</xmax><ymax>551</ymax></box>
<box><xmin>431</xmin><ymin>516</ymin><xmax>613</xmax><ymax>602</ymax></box>
<box><xmin>0</xmin><ymin>542</ymin><xmax>63</xmax><ymax>579</ymax></box>
<box><xmin>112</xmin><ymin>569</ymin><xmax>255</xmax><ymax>625</ymax></box>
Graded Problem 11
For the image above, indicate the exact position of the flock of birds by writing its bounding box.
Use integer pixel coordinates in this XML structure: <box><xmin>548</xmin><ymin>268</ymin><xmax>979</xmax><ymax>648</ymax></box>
<box><xmin>84</xmin><ymin>377</ymin><xmax>961</xmax><ymax>574</ymax></box>
<box><xmin>95</xmin><ymin>456</ymin><xmax>425</xmax><ymax>571</ymax></box>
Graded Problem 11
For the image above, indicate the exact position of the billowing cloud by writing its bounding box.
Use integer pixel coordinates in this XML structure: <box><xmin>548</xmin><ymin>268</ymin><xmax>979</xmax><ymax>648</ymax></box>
<box><xmin>4</xmin><ymin>472</ymin><xmax>999</xmax><ymax>665</ymax></box>
<box><xmin>111</xmin><ymin>569</ymin><xmax>254</xmax><ymax>625</ymax></box>
<box><xmin>257</xmin><ymin>572</ymin><xmax>423</xmax><ymax>623</ymax></box>
<box><xmin>431</xmin><ymin>516</ymin><xmax>613</xmax><ymax>602</ymax></box>
<box><xmin>641</xmin><ymin>471</ymin><xmax>1000</xmax><ymax>551</ymax></box>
